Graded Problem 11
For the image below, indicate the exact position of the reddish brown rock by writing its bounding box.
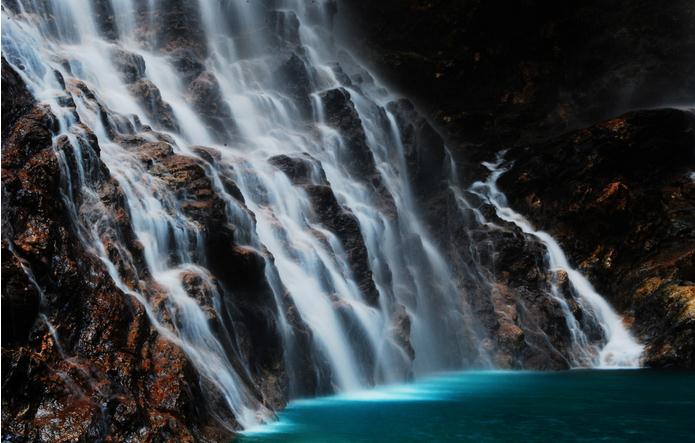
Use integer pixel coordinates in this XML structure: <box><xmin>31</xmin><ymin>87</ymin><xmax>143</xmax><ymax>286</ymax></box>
<box><xmin>1</xmin><ymin>61</ymin><xmax>233</xmax><ymax>442</ymax></box>
<box><xmin>319</xmin><ymin>87</ymin><xmax>396</xmax><ymax>214</ymax></box>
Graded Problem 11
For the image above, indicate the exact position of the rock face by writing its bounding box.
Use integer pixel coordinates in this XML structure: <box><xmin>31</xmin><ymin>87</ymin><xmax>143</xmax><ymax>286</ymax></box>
<box><xmin>128</xmin><ymin>79</ymin><xmax>180</xmax><ymax>132</ymax></box>
<box><xmin>341</xmin><ymin>0</ymin><xmax>695</xmax><ymax>143</ymax></box>
<box><xmin>320</xmin><ymin>87</ymin><xmax>396</xmax><ymax>214</ymax></box>
<box><xmin>186</xmin><ymin>71</ymin><xmax>237</xmax><ymax>141</ymax></box>
<box><xmin>1</xmin><ymin>58</ymin><xmax>289</xmax><ymax>441</ymax></box>
<box><xmin>498</xmin><ymin>109</ymin><xmax>695</xmax><ymax>367</ymax></box>
<box><xmin>269</xmin><ymin>154</ymin><xmax>380</xmax><ymax>307</ymax></box>
<box><xmin>1</xmin><ymin>61</ymin><xmax>230</xmax><ymax>441</ymax></box>
<box><xmin>341</xmin><ymin>0</ymin><xmax>695</xmax><ymax>369</ymax></box>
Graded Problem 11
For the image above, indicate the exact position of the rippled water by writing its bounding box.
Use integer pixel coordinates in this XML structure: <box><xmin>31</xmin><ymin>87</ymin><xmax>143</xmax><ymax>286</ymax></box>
<box><xmin>239</xmin><ymin>370</ymin><xmax>695</xmax><ymax>442</ymax></box>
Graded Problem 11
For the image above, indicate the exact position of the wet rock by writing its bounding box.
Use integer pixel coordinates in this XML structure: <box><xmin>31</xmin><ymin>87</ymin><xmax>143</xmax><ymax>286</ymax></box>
<box><xmin>390</xmin><ymin>305</ymin><xmax>415</xmax><ymax>360</ymax></box>
<box><xmin>636</xmin><ymin>281</ymin><xmax>695</xmax><ymax>367</ymax></box>
<box><xmin>319</xmin><ymin>87</ymin><xmax>396</xmax><ymax>214</ymax></box>
<box><xmin>268</xmin><ymin>10</ymin><xmax>301</xmax><ymax>47</ymax></box>
<box><xmin>387</xmin><ymin>98</ymin><xmax>446</xmax><ymax>194</ymax></box>
<box><xmin>150</xmin><ymin>154</ymin><xmax>225</xmax><ymax>224</ymax></box>
<box><xmin>128</xmin><ymin>79</ymin><xmax>179</xmax><ymax>132</ymax></box>
<box><xmin>1</xmin><ymin>61</ymin><xmax>234</xmax><ymax>441</ymax></box>
<box><xmin>268</xmin><ymin>153</ymin><xmax>328</xmax><ymax>186</ymax></box>
<box><xmin>268</xmin><ymin>153</ymin><xmax>380</xmax><ymax>305</ymax></box>
<box><xmin>111</xmin><ymin>48</ymin><xmax>146</xmax><ymax>84</ymax></box>
<box><xmin>92</xmin><ymin>0</ymin><xmax>119</xmax><ymax>40</ymax></box>
<box><xmin>186</xmin><ymin>71</ymin><xmax>237</xmax><ymax>141</ymax></box>
<box><xmin>167</xmin><ymin>48</ymin><xmax>206</xmax><ymax>83</ymax></box>
<box><xmin>1</xmin><ymin>243</ymin><xmax>41</xmax><ymax>345</ymax></box>
<box><xmin>305</xmin><ymin>184</ymin><xmax>380</xmax><ymax>306</ymax></box>
<box><xmin>134</xmin><ymin>141</ymin><xmax>175</xmax><ymax>166</ymax></box>
<box><xmin>275</xmin><ymin>53</ymin><xmax>313</xmax><ymax>117</ymax></box>
<box><xmin>134</xmin><ymin>0</ymin><xmax>207</xmax><ymax>58</ymax></box>
<box><xmin>2</xmin><ymin>57</ymin><xmax>35</xmax><ymax>139</ymax></box>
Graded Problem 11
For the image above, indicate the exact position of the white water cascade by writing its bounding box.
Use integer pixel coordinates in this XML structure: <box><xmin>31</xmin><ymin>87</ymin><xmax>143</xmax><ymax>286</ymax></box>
<box><xmin>1</xmin><ymin>0</ymin><xmax>642</xmax><ymax>431</ymax></box>
<box><xmin>468</xmin><ymin>157</ymin><xmax>644</xmax><ymax>368</ymax></box>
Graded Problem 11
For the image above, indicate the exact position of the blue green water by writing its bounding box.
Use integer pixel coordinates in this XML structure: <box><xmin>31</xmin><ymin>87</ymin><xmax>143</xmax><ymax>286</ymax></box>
<box><xmin>238</xmin><ymin>370</ymin><xmax>695</xmax><ymax>442</ymax></box>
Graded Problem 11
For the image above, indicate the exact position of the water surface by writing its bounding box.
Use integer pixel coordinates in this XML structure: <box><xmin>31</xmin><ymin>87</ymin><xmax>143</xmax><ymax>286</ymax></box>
<box><xmin>239</xmin><ymin>370</ymin><xmax>695</xmax><ymax>442</ymax></box>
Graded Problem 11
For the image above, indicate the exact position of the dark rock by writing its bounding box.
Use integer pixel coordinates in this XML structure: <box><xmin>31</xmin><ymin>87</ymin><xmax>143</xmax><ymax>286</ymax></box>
<box><xmin>128</xmin><ymin>79</ymin><xmax>179</xmax><ymax>132</ymax></box>
<box><xmin>341</xmin><ymin>0</ymin><xmax>695</xmax><ymax>144</ymax></box>
<box><xmin>319</xmin><ymin>87</ymin><xmax>396</xmax><ymax>214</ymax></box>
<box><xmin>268</xmin><ymin>10</ymin><xmax>301</xmax><ymax>46</ymax></box>
<box><xmin>1</xmin><ymin>242</ymin><xmax>41</xmax><ymax>345</ymax></box>
<box><xmin>111</xmin><ymin>48</ymin><xmax>146</xmax><ymax>84</ymax></box>
<box><xmin>268</xmin><ymin>153</ymin><xmax>381</xmax><ymax>305</ymax></box>
<box><xmin>275</xmin><ymin>53</ymin><xmax>313</xmax><ymax>117</ymax></box>
<box><xmin>305</xmin><ymin>184</ymin><xmax>380</xmax><ymax>306</ymax></box>
<box><xmin>498</xmin><ymin>108</ymin><xmax>695</xmax><ymax>368</ymax></box>
<box><xmin>186</xmin><ymin>71</ymin><xmax>237</xmax><ymax>141</ymax></box>
<box><xmin>387</xmin><ymin>99</ymin><xmax>446</xmax><ymax>191</ymax></box>
<box><xmin>268</xmin><ymin>154</ymin><xmax>327</xmax><ymax>186</ymax></box>
<box><xmin>134</xmin><ymin>0</ymin><xmax>207</xmax><ymax>58</ymax></box>
<box><xmin>2</xmin><ymin>57</ymin><xmax>36</xmax><ymax>141</ymax></box>
<box><xmin>92</xmin><ymin>0</ymin><xmax>119</xmax><ymax>40</ymax></box>
<box><xmin>390</xmin><ymin>305</ymin><xmax>415</xmax><ymax>360</ymax></box>
<box><xmin>0</xmin><ymin>63</ymin><xmax>235</xmax><ymax>441</ymax></box>
<box><xmin>167</xmin><ymin>48</ymin><xmax>206</xmax><ymax>84</ymax></box>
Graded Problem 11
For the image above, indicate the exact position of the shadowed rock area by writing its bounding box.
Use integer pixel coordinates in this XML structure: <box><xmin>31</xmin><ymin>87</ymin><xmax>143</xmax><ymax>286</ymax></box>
<box><xmin>1</xmin><ymin>58</ymin><xmax>290</xmax><ymax>441</ymax></box>
<box><xmin>498</xmin><ymin>109</ymin><xmax>695</xmax><ymax>367</ymax></box>
<box><xmin>341</xmin><ymin>0</ymin><xmax>695</xmax><ymax>368</ymax></box>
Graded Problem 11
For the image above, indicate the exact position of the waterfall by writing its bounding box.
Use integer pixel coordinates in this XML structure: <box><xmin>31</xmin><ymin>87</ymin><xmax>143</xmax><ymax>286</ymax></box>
<box><xmin>468</xmin><ymin>157</ymin><xmax>644</xmax><ymax>368</ymax></box>
<box><xmin>1</xmin><ymin>0</ymin><xmax>642</xmax><ymax>430</ymax></box>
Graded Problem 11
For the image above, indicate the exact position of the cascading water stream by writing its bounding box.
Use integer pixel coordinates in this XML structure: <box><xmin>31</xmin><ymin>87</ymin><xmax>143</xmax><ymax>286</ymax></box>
<box><xmin>1</xmin><ymin>0</ymin><xmax>642</xmax><ymax>431</ymax></box>
<box><xmin>467</xmin><ymin>157</ymin><xmax>644</xmax><ymax>368</ymax></box>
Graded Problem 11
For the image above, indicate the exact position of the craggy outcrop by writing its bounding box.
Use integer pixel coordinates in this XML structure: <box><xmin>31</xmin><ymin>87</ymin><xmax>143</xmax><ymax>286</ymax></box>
<box><xmin>128</xmin><ymin>79</ymin><xmax>179</xmax><ymax>132</ymax></box>
<box><xmin>0</xmin><ymin>57</ymin><xmax>294</xmax><ymax>441</ymax></box>
<box><xmin>275</xmin><ymin>52</ymin><xmax>314</xmax><ymax>118</ymax></box>
<box><xmin>1</xmin><ymin>62</ymin><xmax>234</xmax><ymax>441</ymax></box>
<box><xmin>133</xmin><ymin>0</ymin><xmax>208</xmax><ymax>58</ymax></box>
<box><xmin>498</xmin><ymin>109</ymin><xmax>695</xmax><ymax>367</ymax></box>
<box><xmin>111</xmin><ymin>48</ymin><xmax>147</xmax><ymax>84</ymax></box>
